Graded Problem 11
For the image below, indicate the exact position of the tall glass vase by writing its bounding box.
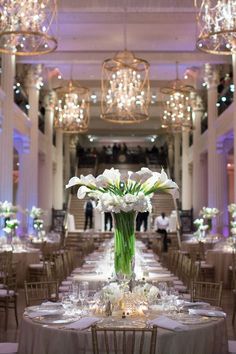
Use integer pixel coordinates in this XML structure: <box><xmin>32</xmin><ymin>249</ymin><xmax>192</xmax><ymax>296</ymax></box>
<box><xmin>112</xmin><ymin>211</ymin><xmax>136</xmax><ymax>280</ymax></box>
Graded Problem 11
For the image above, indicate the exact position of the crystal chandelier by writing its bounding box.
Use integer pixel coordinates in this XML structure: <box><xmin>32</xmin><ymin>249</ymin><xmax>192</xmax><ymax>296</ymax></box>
<box><xmin>196</xmin><ymin>0</ymin><xmax>236</xmax><ymax>54</ymax></box>
<box><xmin>54</xmin><ymin>82</ymin><xmax>90</xmax><ymax>133</ymax></box>
<box><xmin>161</xmin><ymin>64</ymin><xmax>194</xmax><ymax>132</ymax></box>
<box><xmin>0</xmin><ymin>0</ymin><xmax>57</xmax><ymax>56</ymax></box>
<box><xmin>101</xmin><ymin>50</ymin><xmax>150</xmax><ymax>124</ymax></box>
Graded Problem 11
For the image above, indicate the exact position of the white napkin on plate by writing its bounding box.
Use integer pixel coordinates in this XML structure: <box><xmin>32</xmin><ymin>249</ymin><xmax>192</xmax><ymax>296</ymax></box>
<box><xmin>189</xmin><ymin>309</ymin><xmax>226</xmax><ymax>318</ymax></box>
<box><xmin>65</xmin><ymin>317</ymin><xmax>100</xmax><ymax>330</ymax></box>
<box><xmin>41</xmin><ymin>301</ymin><xmax>62</xmax><ymax>307</ymax></box>
<box><xmin>27</xmin><ymin>310</ymin><xmax>61</xmax><ymax>318</ymax></box>
<box><xmin>147</xmin><ymin>316</ymin><xmax>188</xmax><ymax>331</ymax></box>
<box><xmin>182</xmin><ymin>301</ymin><xmax>211</xmax><ymax>308</ymax></box>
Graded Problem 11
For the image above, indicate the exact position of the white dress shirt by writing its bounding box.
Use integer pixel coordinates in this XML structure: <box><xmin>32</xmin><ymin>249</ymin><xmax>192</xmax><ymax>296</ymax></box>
<box><xmin>155</xmin><ymin>215</ymin><xmax>169</xmax><ymax>231</ymax></box>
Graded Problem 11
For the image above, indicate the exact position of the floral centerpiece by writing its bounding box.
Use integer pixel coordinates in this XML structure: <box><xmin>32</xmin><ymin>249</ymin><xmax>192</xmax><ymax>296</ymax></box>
<box><xmin>4</xmin><ymin>219</ymin><xmax>20</xmax><ymax>235</ymax></box>
<box><xmin>29</xmin><ymin>206</ymin><xmax>44</xmax><ymax>219</ymax></box>
<box><xmin>193</xmin><ymin>218</ymin><xmax>209</xmax><ymax>242</ymax></box>
<box><xmin>227</xmin><ymin>204</ymin><xmax>236</xmax><ymax>250</ymax></box>
<box><xmin>66</xmin><ymin>167</ymin><xmax>178</xmax><ymax>279</ymax></box>
<box><xmin>27</xmin><ymin>206</ymin><xmax>44</xmax><ymax>237</ymax></box>
<box><xmin>199</xmin><ymin>206</ymin><xmax>219</xmax><ymax>233</ymax></box>
<box><xmin>0</xmin><ymin>201</ymin><xmax>18</xmax><ymax>218</ymax></box>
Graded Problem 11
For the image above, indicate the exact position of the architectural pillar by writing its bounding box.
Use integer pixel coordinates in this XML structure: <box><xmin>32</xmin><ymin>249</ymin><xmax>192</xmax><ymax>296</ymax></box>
<box><xmin>167</xmin><ymin>136</ymin><xmax>174</xmax><ymax>177</ymax></box>
<box><xmin>24</xmin><ymin>65</ymin><xmax>42</xmax><ymax>209</ymax></box>
<box><xmin>38</xmin><ymin>91</ymin><xmax>56</xmax><ymax>228</ymax></box>
<box><xmin>233</xmin><ymin>52</ymin><xmax>236</xmax><ymax>200</ymax></box>
<box><xmin>182</xmin><ymin>130</ymin><xmax>191</xmax><ymax>209</ymax></box>
<box><xmin>53</xmin><ymin>129</ymin><xmax>63</xmax><ymax>209</ymax></box>
<box><xmin>174</xmin><ymin>133</ymin><xmax>181</xmax><ymax>188</ymax></box>
<box><xmin>192</xmin><ymin>93</ymin><xmax>205</xmax><ymax>217</ymax></box>
<box><xmin>205</xmin><ymin>64</ymin><xmax>228</xmax><ymax>233</ymax></box>
<box><xmin>15</xmin><ymin>135</ymin><xmax>30</xmax><ymax>234</ymax></box>
<box><xmin>64</xmin><ymin>134</ymin><xmax>71</xmax><ymax>185</ymax></box>
<box><xmin>0</xmin><ymin>54</ymin><xmax>15</xmax><ymax>202</ymax></box>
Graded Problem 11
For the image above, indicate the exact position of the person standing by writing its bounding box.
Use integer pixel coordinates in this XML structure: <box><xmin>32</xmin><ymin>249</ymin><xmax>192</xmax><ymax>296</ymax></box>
<box><xmin>104</xmin><ymin>212</ymin><xmax>113</xmax><ymax>231</ymax></box>
<box><xmin>84</xmin><ymin>199</ymin><xmax>94</xmax><ymax>231</ymax></box>
<box><xmin>155</xmin><ymin>212</ymin><xmax>169</xmax><ymax>252</ymax></box>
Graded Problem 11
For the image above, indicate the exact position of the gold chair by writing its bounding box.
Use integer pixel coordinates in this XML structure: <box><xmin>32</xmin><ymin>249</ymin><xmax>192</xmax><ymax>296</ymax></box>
<box><xmin>191</xmin><ymin>281</ymin><xmax>223</xmax><ymax>307</ymax></box>
<box><xmin>91</xmin><ymin>325</ymin><xmax>157</xmax><ymax>354</ymax></box>
<box><xmin>0</xmin><ymin>265</ymin><xmax>18</xmax><ymax>330</ymax></box>
<box><xmin>24</xmin><ymin>280</ymin><xmax>59</xmax><ymax>306</ymax></box>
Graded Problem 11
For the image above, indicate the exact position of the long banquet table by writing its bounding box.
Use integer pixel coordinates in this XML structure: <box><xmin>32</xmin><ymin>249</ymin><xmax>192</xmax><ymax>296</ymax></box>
<box><xmin>17</xmin><ymin>240</ymin><xmax>229</xmax><ymax>354</ymax></box>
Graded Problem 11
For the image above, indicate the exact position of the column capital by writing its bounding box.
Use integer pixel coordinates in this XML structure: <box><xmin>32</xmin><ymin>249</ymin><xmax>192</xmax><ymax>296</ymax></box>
<box><xmin>43</xmin><ymin>90</ymin><xmax>57</xmax><ymax>112</ymax></box>
<box><xmin>204</xmin><ymin>64</ymin><xmax>219</xmax><ymax>89</ymax></box>
<box><xmin>24</xmin><ymin>64</ymin><xmax>43</xmax><ymax>90</ymax></box>
<box><xmin>190</xmin><ymin>92</ymin><xmax>205</xmax><ymax>112</ymax></box>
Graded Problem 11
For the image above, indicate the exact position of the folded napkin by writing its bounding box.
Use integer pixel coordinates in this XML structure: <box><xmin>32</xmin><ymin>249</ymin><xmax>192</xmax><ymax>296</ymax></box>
<box><xmin>147</xmin><ymin>316</ymin><xmax>188</xmax><ymax>331</ymax></box>
<box><xmin>26</xmin><ymin>310</ymin><xmax>62</xmax><ymax>318</ymax></box>
<box><xmin>65</xmin><ymin>317</ymin><xmax>100</xmax><ymax>330</ymax></box>
<box><xmin>41</xmin><ymin>301</ymin><xmax>62</xmax><ymax>307</ymax></box>
<box><xmin>189</xmin><ymin>309</ymin><xmax>226</xmax><ymax>318</ymax></box>
<box><xmin>181</xmin><ymin>301</ymin><xmax>211</xmax><ymax>308</ymax></box>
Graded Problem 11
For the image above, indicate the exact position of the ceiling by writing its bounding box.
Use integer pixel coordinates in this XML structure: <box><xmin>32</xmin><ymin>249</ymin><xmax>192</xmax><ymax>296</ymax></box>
<box><xmin>17</xmin><ymin>0</ymin><xmax>231</xmax><ymax>141</ymax></box>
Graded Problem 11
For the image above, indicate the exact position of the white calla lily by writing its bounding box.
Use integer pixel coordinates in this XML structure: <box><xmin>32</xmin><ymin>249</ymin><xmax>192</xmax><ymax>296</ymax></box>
<box><xmin>66</xmin><ymin>176</ymin><xmax>81</xmax><ymax>189</ymax></box>
<box><xmin>77</xmin><ymin>186</ymin><xmax>91</xmax><ymax>199</ymax></box>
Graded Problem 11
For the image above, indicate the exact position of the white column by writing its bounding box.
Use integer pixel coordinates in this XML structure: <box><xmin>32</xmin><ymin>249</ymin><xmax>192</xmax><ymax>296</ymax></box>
<box><xmin>15</xmin><ymin>136</ymin><xmax>30</xmax><ymax>234</ymax></box>
<box><xmin>0</xmin><ymin>54</ymin><xmax>15</xmax><ymax>201</ymax></box>
<box><xmin>174</xmin><ymin>133</ymin><xmax>181</xmax><ymax>188</ymax></box>
<box><xmin>167</xmin><ymin>136</ymin><xmax>174</xmax><ymax>176</ymax></box>
<box><xmin>233</xmin><ymin>52</ymin><xmax>236</xmax><ymax>200</ymax></box>
<box><xmin>182</xmin><ymin>130</ymin><xmax>191</xmax><ymax>209</ymax></box>
<box><xmin>38</xmin><ymin>91</ymin><xmax>56</xmax><ymax>228</ymax></box>
<box><xmin>53</xmin><ymin>129</ymin><xmax>63</xmax><ymax>209</ymax></box>
<box><xmin>205</xmin><ymin>64</ymin><xmax>228</xmax><ymax>233</ymax></box>
<box><xmin>64</xmin><ymin>134</ymin><xmax>71</xmax><ymax>185</ymax></box>
<box><xmin>24</xmin><ymin>65</ymin><xmax>42</xmax><ymax>209</ymax></box>
<box><xmin>192</xmin><ymin>94</ymin><xmax>205</xmax><ymax>217</ymax></box>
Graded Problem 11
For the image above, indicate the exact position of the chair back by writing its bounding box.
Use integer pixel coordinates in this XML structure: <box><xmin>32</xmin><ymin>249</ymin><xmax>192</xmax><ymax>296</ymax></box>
<box><xmin>24</xmin><ymin>280</ymin><xmax>58</xmax><ymax>306</ymax></box>
<box><xmin>91</xmin><ymin>325</ymin><xmax>157</xmax><ymax>354</ymax></box>
<box><xmin>191</xmin><ymin>281</ymin><xmax>223</xmax><ymax>307</ymax></box>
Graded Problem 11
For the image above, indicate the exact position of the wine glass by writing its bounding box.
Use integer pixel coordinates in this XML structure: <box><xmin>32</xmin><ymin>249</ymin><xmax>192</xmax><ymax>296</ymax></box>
<box><xmin>61</xmin><ymin>294</ymin><xmax>73</xmax><ymax>315</ymax></box>
<box><xmin>79</xmin><ymin>281</ymin><xmax>89</xmax><ymax>308</ymax></box>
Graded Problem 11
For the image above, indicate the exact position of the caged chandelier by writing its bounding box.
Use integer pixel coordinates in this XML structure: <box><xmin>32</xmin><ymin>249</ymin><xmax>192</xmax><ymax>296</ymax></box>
<box><xmin>101</xmin><ymin>50</ymin><xmax>150</xmax><ymax>124</ymax></box>
<box><xmin>0</xmin><ymin>0</ymin><xmax>57</xmax><ymax>56</ymax></box>
<box><xmin>196</xmin><ymin>0</ymin><xmax>236</xmax><ymax>55</ymax></box>
<box><xmin>54</xmin><ymin>81</ymin><xmax>90</xmax><ymax>134</ymax></box>
<box><xmin>161</xmin><ymin>63</ymin><xmax>193</xmax><ymax>132</ymax></box>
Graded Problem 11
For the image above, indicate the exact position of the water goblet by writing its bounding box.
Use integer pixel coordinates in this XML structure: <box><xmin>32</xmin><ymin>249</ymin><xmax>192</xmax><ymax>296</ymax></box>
<box><xmin>61</xmin><ymin>294</ymin><xmax>73</xmax><ymax>316</ymax></box>
<box><xmin>79</xmin><ymin>281</ymin><xmax>89</xmax><ymax>308</ymax></box>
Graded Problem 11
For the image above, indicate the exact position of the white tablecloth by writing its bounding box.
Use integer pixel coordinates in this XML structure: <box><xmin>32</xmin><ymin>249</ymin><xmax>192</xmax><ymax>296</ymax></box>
<box><xmin>18</xmin><ymin>315</ymin><xmax>228</xmax><ymax>354</ymax></box>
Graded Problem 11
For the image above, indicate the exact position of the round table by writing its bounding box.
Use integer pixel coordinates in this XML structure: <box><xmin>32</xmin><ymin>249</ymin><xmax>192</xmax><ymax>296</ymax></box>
<box><xmin>18</xmin><ymin>313</ymin><xmax>228</xmax><ymax>354</ymax></box>
<box><xmin>181</xmin><ymin>239</ymin><xmax>219</xmax><ymax>254</ymax></box>
<box><xmin>206</xmin><ymin>248</ymin><xmax>233</xmax><ymax>287</ymax></box>
<box><xmin>13</xmin><ymin>249</ymin><xmax>41</xmax><ymax>287</ymax></box>
<box><xmin>0</xmin><ymin>247</ymin><xmax>41</xmax><ymax>287</ymax></box>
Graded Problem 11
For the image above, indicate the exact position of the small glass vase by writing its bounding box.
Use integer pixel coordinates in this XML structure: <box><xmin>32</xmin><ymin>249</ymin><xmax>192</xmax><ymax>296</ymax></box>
<box><xmin>112</xmin><ymin>211</ymin><xmax>136</xmax><ymax>281</ymax></box>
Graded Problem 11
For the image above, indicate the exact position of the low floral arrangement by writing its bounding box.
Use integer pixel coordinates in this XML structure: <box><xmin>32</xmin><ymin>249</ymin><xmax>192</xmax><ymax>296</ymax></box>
<box><xmin>95</xmin><ymin>282</ymin><xmax>160</xmax><ymax>315</ymax></box>
<box><xmin>193</xmin><ymin>218</ymin><xmax>209</xmax><ymax>242</ymax></box>
<box><xmin>67</xmin><ymin>167</ymin><xmax>179</xmax><ymax>277</ymax></box>
<box><xmin>4</xmin><ymin>219</ymin><xmax>20</xmax><ymax>234</ymax></box>
<box><xmin>227</xmin><ymin>204</ymin><xmax>236</xmax><ymax>249</ymax></box>
<box><xmin>0</xmin><ymin>201</ymin><xmax>18</xmax><ymax>218</ymax></box>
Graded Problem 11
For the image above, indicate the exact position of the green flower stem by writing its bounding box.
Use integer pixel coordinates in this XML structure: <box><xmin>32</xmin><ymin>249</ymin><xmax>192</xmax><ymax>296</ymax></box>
<box><xmin>113</xmin><ymin>211</ymin><xmax>136</xmax><ymax>276</ymax></box>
